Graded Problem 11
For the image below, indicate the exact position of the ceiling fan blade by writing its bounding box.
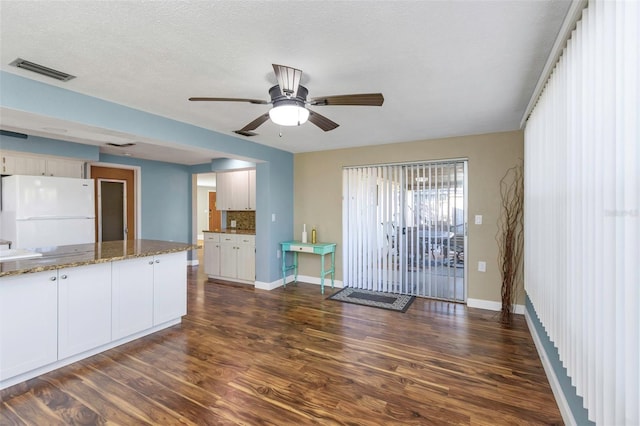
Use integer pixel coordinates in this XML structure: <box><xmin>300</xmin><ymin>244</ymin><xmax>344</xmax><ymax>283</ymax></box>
<box><xmin>272</xmin><ymin>64</ymin><xmax>302</xmax><ymax>98</ymax></box>
<box><xmin>309</xmin><ymin>93</ymin><xmax>384</xmax><ymax>107</ymax></box>
<box><xmin>189</xmin><ymin>97</ymin><xmax>269</xmax><ymax>105</ymax></box>
<box><xmin>308</xmin><ymin>110</ymin><xmax>339</xmax><ymax>132</ymax></box>
<box><xmin>236</xmin><ymin>113</ymin><xmax>270</xmax><ymax>133</ymax></box>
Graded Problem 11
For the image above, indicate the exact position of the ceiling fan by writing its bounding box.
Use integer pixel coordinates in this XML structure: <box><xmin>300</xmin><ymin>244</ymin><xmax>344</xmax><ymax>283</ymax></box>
<box><xmin>189</xmin><ymin>64</ymin><xmax>384</xmax><ymax>136</ymax></box>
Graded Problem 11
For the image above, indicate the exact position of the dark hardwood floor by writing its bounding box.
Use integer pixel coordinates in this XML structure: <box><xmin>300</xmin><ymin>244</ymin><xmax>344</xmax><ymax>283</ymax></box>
<box><xmin>1</xmin><ymin>252</ymin><xmax>562</xmax><ymax>425</ymax></box>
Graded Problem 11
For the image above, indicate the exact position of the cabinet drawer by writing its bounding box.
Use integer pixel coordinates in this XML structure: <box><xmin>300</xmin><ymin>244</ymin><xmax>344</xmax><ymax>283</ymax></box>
<box><xmin>220</xmin><ymin>235</ymin><xmax>236</xmax><ymax>243</ymax></box>
<box><xmin>204</xmin><ymin>233</ymin><xmax>220</xmax><ymax>242</ymax></box>
<box><xmin>238</xmin><ymin>235</ymin><xmax>255</xmax><ymax>245</ymax></box>
<box><xmin>289</xmin><ymin>244</ymin><xmax>314</xmax><ymax>253</ymax></box>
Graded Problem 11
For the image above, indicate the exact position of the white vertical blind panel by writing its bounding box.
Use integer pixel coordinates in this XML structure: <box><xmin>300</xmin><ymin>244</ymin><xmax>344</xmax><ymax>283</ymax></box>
<box><xmin>344</xmin><ymin>161</ymin><xmax>466</xmax><ymax>301</ymax></box>
<box><xmin>524</xmin><ymin>0</ymin><xmax>638</xmax><ymax>424</ymax></box>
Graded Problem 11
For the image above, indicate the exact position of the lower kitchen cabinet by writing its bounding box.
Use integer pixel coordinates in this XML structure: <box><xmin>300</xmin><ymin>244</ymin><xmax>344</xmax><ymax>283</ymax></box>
<box><xmin>112</xmin><ymin>252</ymin><xmax>186</xmax><ymax>335</ymax></box>
<box><xmin>112</xmin><ymin>256</ymin><xmax>154</xmax><ymax>340</ymax></box>
<box><xmin>203</xmin><ymin>232</ymin><xmax>221</xmax><ymax>276</ymax></box>
<box><xmin>153</xmin><ymin>251</ymin><xmax>187</xmax><ymax>325</ymax></box>
<box><xmin>236</xmin><ymin>236</ymin><xmax>256</xmax><ymax>282</ymax></box>
<box><xmin>219</xmin><ymin>234</ymin><xmax>255</xmax><ymax>283</ymax></box>
<box><xmin>0</xmin><ymin>249</ymin><xmax>189</xmax><ymax>390</ymax></box>
<box><xmin>0</xmin><ymin>271</ymin><xmax>58</xmax><ymax>381</ymax></box>
<box><xmin>58</xmin><ymin>263</ymin><xmax>112</xmax><ymax>359</ymax></box>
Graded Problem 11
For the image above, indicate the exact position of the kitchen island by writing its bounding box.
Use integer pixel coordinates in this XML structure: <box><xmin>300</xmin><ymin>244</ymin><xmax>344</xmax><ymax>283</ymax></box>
<box><xmin>0</xmin><ymin>239</ymin><xmax>197</xmax><ymax>390</ymax></box>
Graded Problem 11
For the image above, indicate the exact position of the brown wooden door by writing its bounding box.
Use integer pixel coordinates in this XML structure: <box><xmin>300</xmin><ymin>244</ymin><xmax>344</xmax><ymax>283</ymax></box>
<box><xmin>90</xmin><ymin>166</ymin><xmax>135</xmax><ymax>241</ymax></box>
<box><xmin>208</xmin><ymin>192</ymin><xmax>222</xmax><ymax>231</ymax></box>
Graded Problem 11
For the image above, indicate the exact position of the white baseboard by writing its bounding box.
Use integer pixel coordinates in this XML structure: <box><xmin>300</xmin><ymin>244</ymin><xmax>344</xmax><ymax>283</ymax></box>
<box><xmin>466</xmin><ymin>298</ymin><xmax>525</xmax><ymax>314</ymax></box>
<box><xmin>254</xmin><ymin>276</ymin><xmax>292</xmax><ymax>291</ymax></box>
<box><xmin>525</xmin><ymin>311</ymin><xmax>576</xmax><ymax>426</ymax></box>
<box><xmin>254</xmin><ymin>275</ymin><xmax>344</xmax><ymax>291</ymax></box>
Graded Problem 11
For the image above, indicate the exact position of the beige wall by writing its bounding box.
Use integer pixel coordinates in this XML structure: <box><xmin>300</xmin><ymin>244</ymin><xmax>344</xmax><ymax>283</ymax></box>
<box><xmin>293</xmin><ymin>130</ymin><xmax>524</xmax><ymax>304</ymax></box>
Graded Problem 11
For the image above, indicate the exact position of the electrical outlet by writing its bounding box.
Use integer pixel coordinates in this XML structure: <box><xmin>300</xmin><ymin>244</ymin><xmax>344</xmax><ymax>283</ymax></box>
<box><xmin>475</xmin><ymin>215</ymin><xmax>483</xmax><ymax>225</ymax></box>
<box><xmin>478</xmin><ymin>261</ymin><xmax>486</xmax><ymax>272</ymax></box>
<box><xmin>277</xmin><ymin>249</ymin><xmax>281</xmax><ymax>259</ymax></box>
<box><xmin>272</xmin><ymin>213</ymin><xmax>276</xmax><ymax>222</ymax></box>
<box><xmin>231</xmin><ymin>220</ymin><xmax>237</xmax><ymax>228</ymax></box>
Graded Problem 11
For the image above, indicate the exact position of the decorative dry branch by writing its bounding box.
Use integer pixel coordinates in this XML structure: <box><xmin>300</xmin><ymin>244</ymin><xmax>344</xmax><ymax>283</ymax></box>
<box><xmin>496</xmin><ymin>162</ymin><xmax>524</xmax><ymax>326</ymax></box>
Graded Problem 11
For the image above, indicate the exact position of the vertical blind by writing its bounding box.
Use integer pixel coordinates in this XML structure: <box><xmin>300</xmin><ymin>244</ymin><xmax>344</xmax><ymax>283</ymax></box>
<box><xmin>524</xmin><ymin>1</ymin><xmax>638</xmax><ymax>424</ymax></box>
<box><xmin>343</xmin><ymin>161</ymin><xmax>465</xmax><ymax>301</ymax></box>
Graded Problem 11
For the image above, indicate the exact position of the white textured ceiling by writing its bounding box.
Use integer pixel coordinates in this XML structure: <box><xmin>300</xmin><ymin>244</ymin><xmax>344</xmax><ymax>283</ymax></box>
<box><xmin>0</xmin><ymin>1</ymin><xmax>571</xmax><ymax>164</ymax></box>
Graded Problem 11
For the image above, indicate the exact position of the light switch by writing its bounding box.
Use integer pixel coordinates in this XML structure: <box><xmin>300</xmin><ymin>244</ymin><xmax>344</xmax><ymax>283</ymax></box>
<box><xmin>474</xmin><ymin>215</ymin><xmax>483</xmax><ymax>225</ymax></box>
<box><xmin>478</xmin><ymin>261</ymin><xmax>486</xmax><ymax>272</ymax></box>
<box><xmin>272</xmin><ymin>213</ymin><xmax>276</xmax><ymax>222</ymax></box>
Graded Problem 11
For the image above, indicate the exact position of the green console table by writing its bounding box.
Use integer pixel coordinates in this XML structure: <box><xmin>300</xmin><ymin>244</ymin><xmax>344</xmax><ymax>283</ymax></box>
<box><xmin>280</xmin><ymin>241</ymin><xmax>336</xmax><ymax>294</ymax></box>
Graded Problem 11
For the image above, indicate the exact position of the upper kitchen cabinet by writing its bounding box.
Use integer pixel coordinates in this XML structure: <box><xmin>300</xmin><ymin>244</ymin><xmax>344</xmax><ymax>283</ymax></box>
<box><xmin>216</xmin><ymin>169</ymin><xmax>256</xmax><ymax>211</ymax></box>
<box><xmin>1</xmin><ymin>151</ymin><xmax>85</xmax><ymax>178</ymax></box>
<box><xmin>248</xmin><ymin>169</ymin><xmax>256</xmax><ymax>210</ymax></box>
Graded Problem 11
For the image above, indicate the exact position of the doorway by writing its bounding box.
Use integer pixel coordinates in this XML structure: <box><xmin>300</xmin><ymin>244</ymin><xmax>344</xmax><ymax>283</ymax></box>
<box><xmin>90</xmin><ymin>165</ymin><xmax>135</xmax><ymax>242</ymax></box>
<box><xmin>208</xmin><ymin>191</ymin><xmax>222</xmax><ymax>231</ymax></box>
<box><xmin>98</xmin><ymin>179</ymin><xmax>127</xmax><ymax>241</ymax></box>
<box><xmin>342</xmin><ymin>160</ymin><xmax>467</xmax><ymax>302</ymax></box>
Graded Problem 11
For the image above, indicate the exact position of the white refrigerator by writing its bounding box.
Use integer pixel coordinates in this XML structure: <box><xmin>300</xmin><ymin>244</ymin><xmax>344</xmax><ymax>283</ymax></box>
<box><xmin>1</xmin><ymin>175</ymin><xmax>96</xmax><ymax>249</ymax></box>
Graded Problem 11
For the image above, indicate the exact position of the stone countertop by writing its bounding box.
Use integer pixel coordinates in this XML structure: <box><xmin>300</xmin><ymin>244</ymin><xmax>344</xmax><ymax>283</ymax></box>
<box><xmin>203</xmin><ymin>229</ymin><xmax>256</xmax><ymax>235</ymax></box>
<box><xmin>0</xmin><ymin>239</ymin><xmax>198</xmax><ymax>278</ymax></box>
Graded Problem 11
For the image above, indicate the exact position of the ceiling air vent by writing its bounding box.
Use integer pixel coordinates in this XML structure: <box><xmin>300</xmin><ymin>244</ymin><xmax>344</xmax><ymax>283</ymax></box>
<box><xmin>9</xmin><ymin>58</ymin><xmax>76</xmax><ymax>82</ymax></box>
<box><xmin>106</xmin><ymin>142</ymin><xmax>136</xmax><ymax>147</ymax></box>
<box><xmin>0</xmin><ymin>130</ymin><xmax>28</xmax><ymax>139</ymax></box>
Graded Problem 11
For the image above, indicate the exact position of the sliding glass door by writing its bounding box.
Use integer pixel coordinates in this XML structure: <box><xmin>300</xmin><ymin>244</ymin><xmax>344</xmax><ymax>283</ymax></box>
<box><xmin>343</xmin><ymin>160</ymin><xmax>466</xmax><ymax>302</ymax></box>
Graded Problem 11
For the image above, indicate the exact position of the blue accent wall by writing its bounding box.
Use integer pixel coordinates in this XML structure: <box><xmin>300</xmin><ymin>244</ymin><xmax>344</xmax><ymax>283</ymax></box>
<box><xmin>0</xmin><ymin>134</ymin><xmax>99</xmax><ymax>160</ymax></box>
<box><xmin>1</xmin><ymin>71</ymin><xmax>294</xmax><ymax>284</ymax></box>
<box><xmin>525</xmin><ymin>295</ymin><xmax>594</xmax><ymax>426</ymax></box>
<box><xmin>100</xmin><ymin>154</ymin><xmax>192</xmax><ymax>243</ymax></box>
<box><xmin>0</xmin><ymin>72</ymin><xmax>285</xmax><ymax>160</ymax></box>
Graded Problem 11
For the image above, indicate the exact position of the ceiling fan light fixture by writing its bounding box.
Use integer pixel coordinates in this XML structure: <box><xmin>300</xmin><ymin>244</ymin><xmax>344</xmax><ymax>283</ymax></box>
<box><xmin>268</xmin><ymin>104</ymin><xmax>309</xmax><ymax>126</ymax></box>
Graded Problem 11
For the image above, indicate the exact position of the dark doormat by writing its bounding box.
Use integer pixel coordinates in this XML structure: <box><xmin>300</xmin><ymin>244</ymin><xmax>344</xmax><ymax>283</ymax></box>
<box><xmin>326</xmin><ymin>287</ymin><xmax>415</xmax><ymax>312</ymax></box>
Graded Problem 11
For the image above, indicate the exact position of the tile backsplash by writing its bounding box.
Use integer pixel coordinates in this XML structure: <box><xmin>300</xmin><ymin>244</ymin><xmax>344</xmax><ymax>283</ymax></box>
<box><xmin>227</xmin><ymin>211</ymin><xmax>255</xmax><ymax>230</ymax></box>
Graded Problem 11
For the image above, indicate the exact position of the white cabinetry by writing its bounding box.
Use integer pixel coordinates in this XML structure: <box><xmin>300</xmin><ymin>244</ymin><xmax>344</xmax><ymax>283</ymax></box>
<box><xmin>1</xmin><ymin>153</ymin><xmax>46</xmax><ymax>176</ymax></box>
<box><xmin>113</xmin><ymin>252</ymin><xmax>186</xmax><ymax>330</ymax></box>
<box><xmin>0</xmin><ymin>250</ymin><xmax>188</xmax><ymax>390</ymax></box>
<box><xmin>0</xmin><ymin>271</ymin><xmax>58</xmax><ymax>381</ymax></box>
<box><xmin>112</xmin><ymin>256</ymin><xmax>154</xmax><ymax>340</ymax></box>
<box><xmin>153</xmin><ymin>251</ymin><xmax>187</xmax><ymax>325</ymax></box>
<box><xmin>45</xmin><ymin>157</ymin><xmax>85</xmax><ymax>178</ymax></box>
<box><xmin>215</xmin><ymin>170</ymin><xmax>256</xmax><ymax>210</ymax></box>
<box><xmin>203</xmin><ymin>232</ymin><xmax>221</xmax><ymax>276</ymax></box>
<box><xmin>219</xmin><ymin>234</ymin><xmax>237</xmax><ymax>278</ymax></box>
<box><xmin>248</xmin><ymin>169</ymin><xmax>256</xmax><ymax>210</ymax></box>
<box><xmin>1</xmin><ymin>151</ymin><xmax>84</xmax><ymax>178</ymax></box>
<box><xmin>58</xmin><ymin>263</ymin><xmax>112</xmax><ymax>359</ymax></box>
<box><xmin>218</xmin><ymin>234</ymin><xmax>255</xmax><ymax>283</ymax></box>
<box><xmin>236</xmin><ymin>235</ymin><xmax>256</xmax><ymax>282</ymax></box>
<box><xmin>215</xmin><ymin>172</ymin><xmax>233</xmax><ymax>210</ymax></box>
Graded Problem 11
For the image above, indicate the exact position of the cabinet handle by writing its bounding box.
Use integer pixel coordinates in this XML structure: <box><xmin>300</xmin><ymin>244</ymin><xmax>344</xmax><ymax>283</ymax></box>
<box><xmin>149</xmin><ymin>261</ymin><xmax>154</xmax><ymax>265</ymax></box>
<box><xmin>155</xmin><ymin>259</ymin><xmax>160</xmax><ymax>263</ymax></box>
<box><xmin>50</xmin><ymin>276</ymin><xmax>57</xmax><ymax>281</ymax></box>
<box><xmin>60</xmin><ymin>274</ymin><xmax>68</xmax><ymax>279</ymax></box>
